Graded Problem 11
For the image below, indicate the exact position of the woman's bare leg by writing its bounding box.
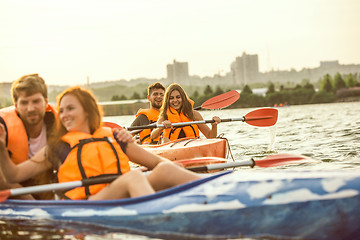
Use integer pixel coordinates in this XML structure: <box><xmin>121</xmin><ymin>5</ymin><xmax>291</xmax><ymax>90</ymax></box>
<box><xmin>89</xmin><ymin>170</ymin><xmax>155</xmax><ymax>200</ymax></box>
<box><xmin>146</xmin><ymin>162</ymin><xmax>201</xmax><ymax>191</ymax></box>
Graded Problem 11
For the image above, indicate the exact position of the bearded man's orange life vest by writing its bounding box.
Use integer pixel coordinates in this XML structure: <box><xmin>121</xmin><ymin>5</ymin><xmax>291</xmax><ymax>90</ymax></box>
<box><xmin>0</xmin><ymin>105</ymin><xmax>56</xmax><ymax>164</ymax></box>
<box><xmin>135</xmin><ymin>108</ymin><xmax>160</xmax><ymax>144</ymax></box>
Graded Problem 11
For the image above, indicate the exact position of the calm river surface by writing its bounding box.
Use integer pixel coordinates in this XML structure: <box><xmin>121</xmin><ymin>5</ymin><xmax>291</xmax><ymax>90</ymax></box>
<box><xmin>2</xmin><ymin>101</ymin><xmax>359</xmax><ymax>239</ymax></box>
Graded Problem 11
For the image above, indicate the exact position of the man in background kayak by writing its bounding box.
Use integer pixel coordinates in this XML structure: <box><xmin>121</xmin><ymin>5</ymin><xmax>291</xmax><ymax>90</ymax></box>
<box><xmin>0</xmin><ymin>74</ymin><xmax>56</xmax><ymax>200</ymax></box>
<box><xmin>130</xmin><ymin>82</ymin><xmax>165</xmax><ymax>144</ymax></box>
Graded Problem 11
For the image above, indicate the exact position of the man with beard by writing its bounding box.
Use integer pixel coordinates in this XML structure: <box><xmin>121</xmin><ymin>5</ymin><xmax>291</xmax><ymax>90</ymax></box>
<box><xmin>130</xmin><ymin>82</ymin><xmax>165</xmax><ymax>144</ymax></box>
<box><xmin>0</xmin><ymin>74</ymin><xmax>56</xmax><ymax>199</ymax></box>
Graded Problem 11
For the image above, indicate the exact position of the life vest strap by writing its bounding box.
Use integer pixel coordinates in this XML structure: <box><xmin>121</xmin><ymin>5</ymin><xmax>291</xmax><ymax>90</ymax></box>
<box><xmin>140</xmin><ymin>133</ymin><xmax>160</xmax><ymax>145</ymax></box>
<box><xmin>71</xmin><ymin>137</ymin><xmax>122</xmax><ymax>197</ymax></box>
<box><xmin>140</xmin><ymin>134</ymin><xmax>151</xmax><ymax>144</ymax></box>
<box><xmin>168</xmin><ymin>125</ymin><xmax>198</xmax><ymax>140</ymax></box>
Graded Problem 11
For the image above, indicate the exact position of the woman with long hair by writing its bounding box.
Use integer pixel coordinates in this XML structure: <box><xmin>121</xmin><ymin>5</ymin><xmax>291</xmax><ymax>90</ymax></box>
<box><xmin>0</xmin><ymin>86</ymin><xmax>200</xmax><ymax>200</ymax></box>
<box><xmin>150</xmin><ymin>83</ymin><xmax>221</xmax><ymax>143</ymax></box>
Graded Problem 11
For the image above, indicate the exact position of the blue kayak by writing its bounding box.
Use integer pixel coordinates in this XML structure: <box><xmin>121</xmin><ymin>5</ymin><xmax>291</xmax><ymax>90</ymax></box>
<box><xmin>0</xmin><ymin>170</ymin><xmax>359</xmax><ymax>239</ymax></box>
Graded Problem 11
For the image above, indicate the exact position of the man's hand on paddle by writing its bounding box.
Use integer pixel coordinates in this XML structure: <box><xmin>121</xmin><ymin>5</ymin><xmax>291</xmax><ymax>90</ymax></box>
<box><xmin>211</xmin><ymin>116</ymin><xmax>221</xmax><ymax>126</ymax></box>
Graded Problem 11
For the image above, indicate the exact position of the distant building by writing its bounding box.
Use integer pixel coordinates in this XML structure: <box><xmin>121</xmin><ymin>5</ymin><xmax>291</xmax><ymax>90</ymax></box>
<box><xmin>99</xmin><ymin>99</ymin><xmax>148</xmax><ymax>116</ymax></box>
<box><xmin>0</xmin><ymin>82</ymin><xmax>12</xmax><ymax>99</ymax></box>
<box><xmin>261</xmin><ymin>60</ymin><xmax>360</xmax><ymax>85</ymax></box>
<box><xmin>166</xmin><ymin>59</ymin><xmax>189</xmax><ymax>84</ymax></box>
<box><xmin>0</xmin><ymin>82</ymin><xmax>13</xmax><ymax>107</ymax></box>
<box><xmin>231</xmin><ymin>52</ymin><xmax>259</xmax><ymax>86</ymax></box>
<box><xmin>320</xmin><ymin>60</ymin><xmax>340</xmax><ymax>68</ymax></box>
<box><xmin>252</xmin><ymin>88</ymin><xmax>267</xmax><ymax>96</ymax></box>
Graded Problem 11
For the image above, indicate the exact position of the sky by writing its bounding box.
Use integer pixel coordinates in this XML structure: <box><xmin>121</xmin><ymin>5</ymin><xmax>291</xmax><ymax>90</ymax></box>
<box><xmin>0</xmin><ymin>0</ymin><xmax>359</xmax><ymax>86</ymax></box>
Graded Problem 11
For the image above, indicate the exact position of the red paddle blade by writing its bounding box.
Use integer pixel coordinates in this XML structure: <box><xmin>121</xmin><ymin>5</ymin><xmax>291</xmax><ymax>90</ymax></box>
<box><xmin>244</xmin><ymin>108</ymin><xmax>278</xmax><ymax>127</ymax></box>
<box><xmin>103</xmin><ymin>122</ymin><xmax>123</xmax><ymax>129</ymax></box>
<box><xmin>201</xmin><ymin>90</ymin><xmax>240</xmax><ymax>110</ymax></box>
<box><xmin>0</xmin><ymin>190</ymin><xmax>11</xmax><ymax>202</ymax></box>
<box><xmin>255</xmin><ymin>153</ymin><xmax>316</xmax><ymax>167</ymax></box>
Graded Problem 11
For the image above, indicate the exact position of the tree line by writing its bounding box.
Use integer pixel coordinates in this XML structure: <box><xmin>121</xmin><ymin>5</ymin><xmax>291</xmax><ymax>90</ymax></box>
<box><xmin>109</xmin><ymin>72</ymin><xmax>360</xmax><ymax>108</ymax></box>
<box><xmin>193</xmin><ymin>73</ymin><xmax>360</xmax><ymax>108</ymax></box>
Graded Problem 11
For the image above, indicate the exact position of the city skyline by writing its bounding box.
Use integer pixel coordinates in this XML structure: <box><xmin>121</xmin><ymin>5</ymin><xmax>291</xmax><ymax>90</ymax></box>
<box><xmin>1</xmin><ymin>0</ymin><xmax>359</xmax><ymax>86</ymax></box>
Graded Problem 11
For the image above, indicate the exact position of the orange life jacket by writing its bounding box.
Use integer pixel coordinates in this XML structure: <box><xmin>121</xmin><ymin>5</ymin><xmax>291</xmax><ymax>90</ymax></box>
<box><xmin>0</xmin><ymin>105</ymin><xmax>56</xmax><ymax>164</ymax></box>
<box><xmin>57</xmin><ymin>127</ymin><xmax>131</xmax><ymax>200</ymax></box>
<box><xmin>163</xmin><ymin>107</ymin><xmax>199</xmax><ymax>141</ymax></box>
<box><xmin>135</xmin><ymin>108</ymin><xmax>160</xmax><ymax>144</ymax></box>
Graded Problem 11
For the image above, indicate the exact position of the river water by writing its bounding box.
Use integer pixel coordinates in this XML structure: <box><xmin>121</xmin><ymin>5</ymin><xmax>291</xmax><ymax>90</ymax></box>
<box><xmin>2</xmin><ymin>101</ymin><xmax>359</xmax><ymax>239</ymax></box>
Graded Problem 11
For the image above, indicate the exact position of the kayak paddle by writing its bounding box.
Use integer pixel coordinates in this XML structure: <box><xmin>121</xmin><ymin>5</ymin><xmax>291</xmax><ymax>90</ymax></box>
<box><xmin>103</xmin><ymin>90</ymin><xmax>240</xmax><ymax>131</ymax></box>
<box><xmin>0</xmin><ymin>175</ymin><xmax>119</xmax><ymax>202</ymax></box>
<box><xmin>0</xmin><ymin>153</ymin><xmax>311</xmax><ymax>202</ymax></box>
<box><xmin>127</xmin><ymin>108</ymin><xmax>278</xmax><ymax>131</ymax></box>
<box><xmin>185</xmin><ymin>153</ymin><xmax>315</xmax><ymax>172</ymax></box>
<box><xmin>193</xmin><ymin>90</ymin><xmax>240</xmax><ymax>110</ymax></box>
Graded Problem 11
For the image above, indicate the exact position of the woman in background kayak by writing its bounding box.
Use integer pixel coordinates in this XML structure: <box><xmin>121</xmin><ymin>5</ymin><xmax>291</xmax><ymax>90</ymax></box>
<box><xmin>0</xmin><ymin>87</ymin><xmax>200</xmax><ymax>200</ymax></box>
<box><xmin>150</xmin><ymin>83</ymin><xmax>221</xmax><ymax>143</ymax></box>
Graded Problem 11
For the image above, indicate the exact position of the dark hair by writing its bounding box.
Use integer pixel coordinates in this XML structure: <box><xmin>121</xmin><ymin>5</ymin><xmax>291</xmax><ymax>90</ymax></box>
<box><xmin>159</xmin><ymin>83</ymin><xmax>194</xmax><ymax>120</ymax></box>
<box><xmin>11</xmin><ymin>74</ymin><xmax>48</xmax><ymax>103</ymax></box>
<box><xmin>147</xmin><ymin>82</ymin><xmax>165</xmax><ymax>95</ymax></box>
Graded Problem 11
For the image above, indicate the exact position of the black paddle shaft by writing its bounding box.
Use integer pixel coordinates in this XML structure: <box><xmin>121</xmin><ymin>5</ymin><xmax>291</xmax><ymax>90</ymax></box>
<box><xmin>127</xmin><ymin>117</ymin><xmax>246</xmax><ymax>131</ymax></box>
<box><xmin>82</xmin><ymin>175</ymin><xmax>119</xmax><ymax>186</ymax></box>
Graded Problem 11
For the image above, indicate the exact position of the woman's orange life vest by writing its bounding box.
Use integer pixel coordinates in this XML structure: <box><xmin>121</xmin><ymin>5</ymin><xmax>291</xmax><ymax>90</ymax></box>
<box><xmin>135</xmin><ymin>108</ymin><xmax>160</xmax><ymax>144</ymax></box>
<box><xmin>0</xmin><ymin>105</ymin><xmax>56</xmax><ymax>164</ymax></box>
<box><xmin>57</xmin><ymin>127</ymin><xmax>131</xmax><ymax>200</ymax></box>
<box><xmin>163</xmin><ymin>107</ymin><xmax>199</xmax><ymax>141</ymax></box>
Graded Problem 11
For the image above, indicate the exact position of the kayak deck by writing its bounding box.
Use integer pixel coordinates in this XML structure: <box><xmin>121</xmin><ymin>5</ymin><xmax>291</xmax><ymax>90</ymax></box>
<box><xmin>141</xmin><ymin>137</ymin><xmax>229</xmax><ymax>161</ymax></box>
<box><xmin>1</xmin><ymin>170</ymin><xmax>359</xmax><ymax>239</ymax></box>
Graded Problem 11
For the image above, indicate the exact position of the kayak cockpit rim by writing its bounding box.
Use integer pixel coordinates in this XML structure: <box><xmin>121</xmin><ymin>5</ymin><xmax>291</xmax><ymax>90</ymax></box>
<box><xmin>3</xmin><ymin>171</ymin><xmax>232</xmax><ymax>206</ymax></box>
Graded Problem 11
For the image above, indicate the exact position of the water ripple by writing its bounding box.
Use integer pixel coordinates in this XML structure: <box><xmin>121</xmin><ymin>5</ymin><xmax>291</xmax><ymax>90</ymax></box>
<box><xmin>194</xmin><ymin>102</ymin><xmax>360</xmax><ymax>170</ymax></box>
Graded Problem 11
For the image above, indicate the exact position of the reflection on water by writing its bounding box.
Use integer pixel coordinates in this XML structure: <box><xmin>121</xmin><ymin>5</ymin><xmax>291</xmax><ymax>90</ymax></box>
<box><xmin>2</xmin><ymin>102</ymin><xmax>359</xmax><ymax>239</ymax></box>
<box><xmin>1</xmin><ymin>219</ymin><xmax>83</xmax><ymax>239</ymax></box>
<box><xmin>1</xmin><ymin>219</ymin><xmax>160</xmax><ymax>240</ymax></box>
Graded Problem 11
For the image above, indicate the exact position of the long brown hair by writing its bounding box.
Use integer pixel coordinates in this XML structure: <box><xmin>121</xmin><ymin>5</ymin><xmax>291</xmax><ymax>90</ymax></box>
<box><xmin>159</xmin><ymin>83</ymin><xmax>194</xmax><ymax>120</ymax></box>
<box><xmin>56</xmin><ymin>86</ymin><xmax>103</xmax><ymax>135</ymax></box>
<box><xmin>47</xmin><ymin>87</ymin><xmax>103</xmax><ymax>169</ymax></box>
